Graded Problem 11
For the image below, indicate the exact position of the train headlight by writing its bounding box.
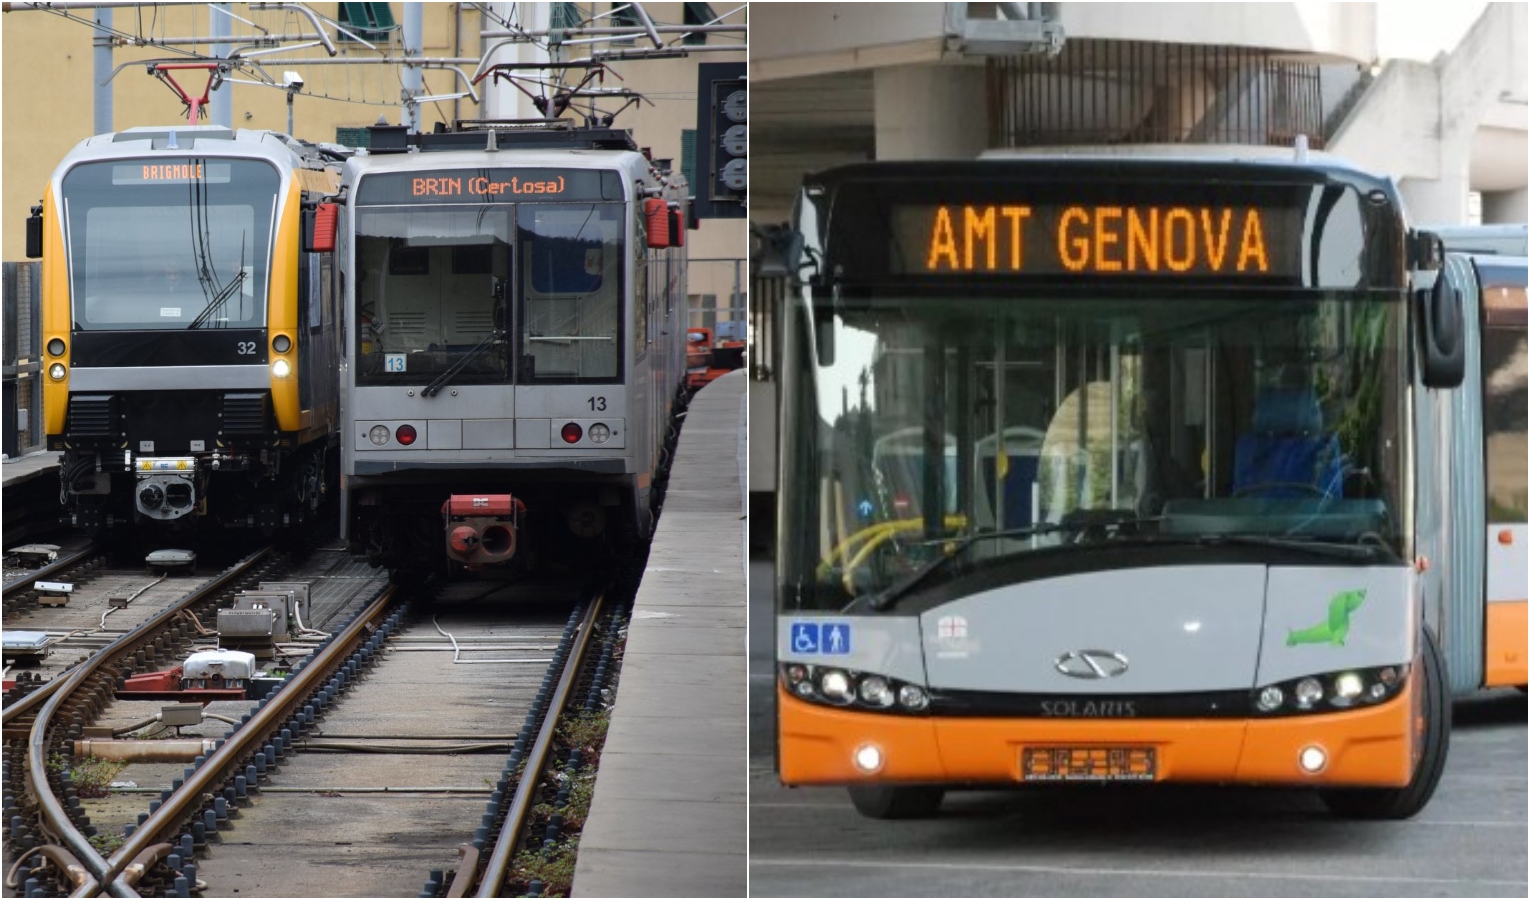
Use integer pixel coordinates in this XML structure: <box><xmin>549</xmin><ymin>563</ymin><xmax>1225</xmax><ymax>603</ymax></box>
<box><xmin>1294</xmin><ymin>678</ymin><xmax>1324</xmax><ymax>708</ymax></box>
<box><xmin>588</xmin><ymin>423</ymin><xmax>610</xmax><ymax>444</ymax></box>
<box><xmin>48</xmin><ymin>362</ymin><xmax>66</xmax><ymax>381</ymax></box>
<box><xmin>560</xmin><ymin>422</ymin><xmax>583</xmax><ymax>444</ymax></box>
<box><xmin>272</xmin><ymin>334</ymin><xmax>292</xmax><ymax>353</ymax></box>
<box><xmin>47</xmin><ymin>338</ymin><xmax>65</xmax><ymax>357</ymax></box>
<box><xmin>272</xmin><ymin>358</ymin><xmax>292</xmax><ymax>379</ymax></box>
<box><xmin>395</xmin><ymin>424</ymin><xmax>417</xmax><ymax>446</ymax></box>
<box><xmin>1256</xmin><ymin>685</ymin><xmax>1284</xmax><ymax>712</ymax></box>
<box><xmin>368</xmin><ymin>425</ymin><xmax>390</xmax><ymax>446</ymax></box>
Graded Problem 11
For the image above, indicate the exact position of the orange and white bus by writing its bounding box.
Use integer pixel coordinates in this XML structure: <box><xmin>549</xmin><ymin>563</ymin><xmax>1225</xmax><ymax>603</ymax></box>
<box><xmin>772</xmin><ymin>156</ymin><xmax>1525</xmax><ymax>821</ymax></box>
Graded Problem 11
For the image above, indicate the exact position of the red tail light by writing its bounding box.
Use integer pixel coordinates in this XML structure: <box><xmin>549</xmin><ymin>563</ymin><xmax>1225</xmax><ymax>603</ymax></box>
<box><xmin>396</xmin><ymin>424</ymin><xmax>418</xmax><ymax>445</ymax></box>
<box><xmin>561</xmin><ymin>422</ymin><xmax>583</xmax><ymax>444</ymax></box>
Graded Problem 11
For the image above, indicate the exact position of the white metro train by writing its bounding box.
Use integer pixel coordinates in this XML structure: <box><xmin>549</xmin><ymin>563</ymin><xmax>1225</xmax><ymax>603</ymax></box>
<box><xmin>336</xmin><ymin>123</ymin><xmax>691</xmax><ymax>577</ymax></box>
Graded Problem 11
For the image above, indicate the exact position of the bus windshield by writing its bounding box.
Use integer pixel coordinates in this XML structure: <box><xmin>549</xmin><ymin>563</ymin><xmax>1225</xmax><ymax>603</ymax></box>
<box><xmin>783</xmin><ymin>292</ymin><xmax>1406</xmax><ymax>610</ymax></box>
<box><xmin>61</xmin><ymin>158</ymin><xmax>278</xmax><ymax>331</ymax></box>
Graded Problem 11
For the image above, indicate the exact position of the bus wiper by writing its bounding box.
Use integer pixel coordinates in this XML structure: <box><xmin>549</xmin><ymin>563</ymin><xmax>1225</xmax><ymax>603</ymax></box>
<box><xmin>865</xmin><ymin>523</ymin><xmax>1064</xmax><ymax>612</ymax></box>
<box><xmin>1191</xmin><ymin>533</ymin><xmax>1393</xmax><ymax>561</ymax></box>
<box><xmin>422</xmin><ymin>328</ymin><xmax>504</xmax><ymax>398</ymax></box>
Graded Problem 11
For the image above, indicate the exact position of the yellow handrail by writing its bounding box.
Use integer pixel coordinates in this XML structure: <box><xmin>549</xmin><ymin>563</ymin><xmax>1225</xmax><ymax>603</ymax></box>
<box><xmin>819</xmin><ymin>513</ymin><xmax>969</xmax><ymax>593</ymax></box>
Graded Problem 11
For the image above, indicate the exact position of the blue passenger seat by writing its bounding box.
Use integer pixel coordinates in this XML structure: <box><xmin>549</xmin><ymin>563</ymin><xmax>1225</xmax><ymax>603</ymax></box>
<box><xmin>1231</xmin><ymin>388</ymin><xmax>1343</xmax><ymax>499</ymax></box>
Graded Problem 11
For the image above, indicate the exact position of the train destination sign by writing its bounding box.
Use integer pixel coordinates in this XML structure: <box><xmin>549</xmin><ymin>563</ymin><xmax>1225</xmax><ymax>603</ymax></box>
<box><xmin>356</xmin><ymin>168</ymin><xmax>623</xmax><ymax>205</ymax></box>
<box><xmin>112</xmin><ymin>162</ymin><xmax>233</xmax><ymax>185</ymax></box>
<box><xmin>892</xmin><ymin>201</ymin><xmax>1299</xmax><ymax>279</ymax></box>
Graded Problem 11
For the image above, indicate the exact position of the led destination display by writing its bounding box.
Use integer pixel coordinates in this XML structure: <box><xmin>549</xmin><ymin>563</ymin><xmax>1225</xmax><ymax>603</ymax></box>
<box><xmin>914</xmin><ymin>204</ymin><xmax>1279</xmax><ymax>276</ymax></box>
<box><xmin>356</xmin><ymin>168</ymin><xmax>623</xmax><ymax>205</ymax></box>
<box><xmin>815</xmin><ymin>172</ymin><xmax>1390</xmax><ymax>288</ymax></box>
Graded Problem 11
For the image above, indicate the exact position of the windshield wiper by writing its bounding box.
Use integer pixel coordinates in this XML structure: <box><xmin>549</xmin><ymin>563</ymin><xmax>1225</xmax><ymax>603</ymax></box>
<box><xmin>187</xmin><ymin>267</ymin><xmax>247</xmax><ymax>329</ymax></box>
<box><xmin>421</xmin><ymin>328</ymin><xmax>505</xmax><ymax>398</ymax></box>
<box><xmin>864</xmin><ymin>523</ymin><xmax>1065</xmax><ymax>612</ymax></box>
<box><xmin>1187</xmin><ymin>533</ymin><xmax>1395</xmax><ymax>561</ymax></box>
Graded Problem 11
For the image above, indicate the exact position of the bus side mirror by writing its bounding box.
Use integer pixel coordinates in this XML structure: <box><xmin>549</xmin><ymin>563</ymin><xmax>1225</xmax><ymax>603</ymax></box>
<box><xmin>305</xmin><ymin>202</ymin><xmax>338</xmax><ymax>253</ymax></box>
<box><xmin>1418</xmin><ymin>272</ymin><xmax>1465</xmax><ymax>388</ymax></box>
<box><xmin>815</xmin><ymin>316</ymin><xmax>836</xmax><ymax>367</ymax></box>
<box><xmin>25</xmin><ymin>204</ymin><xmax>42</xmax><ymax>259</ymax></box>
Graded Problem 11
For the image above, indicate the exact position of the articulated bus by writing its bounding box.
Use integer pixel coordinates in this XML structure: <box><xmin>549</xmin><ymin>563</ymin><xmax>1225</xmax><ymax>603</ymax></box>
<box><xmin>773</xmin><ymin>155</ymin><xmax>1527</xmax><ymax>820</ymax></box>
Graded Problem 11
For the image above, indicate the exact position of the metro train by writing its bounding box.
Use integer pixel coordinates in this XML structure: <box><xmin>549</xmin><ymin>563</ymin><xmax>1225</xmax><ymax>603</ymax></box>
<box><xmin>27</xmin><ymin>125</ymin><xmax>345</xmax><ymax>539</ymax></box>
<box><xmin>335</xmin><ymin>122</ymin><xmax>691</xmax><ymax>576</ymax></box>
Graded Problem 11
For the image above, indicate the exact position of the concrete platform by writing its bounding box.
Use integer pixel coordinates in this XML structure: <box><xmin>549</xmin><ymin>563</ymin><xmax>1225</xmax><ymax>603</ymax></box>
<box><xmin>1</xmin><ymin>448</ymin><xmax>59</xmax><ymax>490</ymax></box>
<box><xmin>572</xmin><ymin>370</ymin><xmax>747</xmax><ymax>898</ymax></box>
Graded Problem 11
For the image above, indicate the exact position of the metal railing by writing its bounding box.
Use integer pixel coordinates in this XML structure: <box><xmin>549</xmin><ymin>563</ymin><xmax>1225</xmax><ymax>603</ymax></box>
<box><xmin>988</xmin><ymin>40</ymin><xmax>1327</xmax><ymax>149</ymax></box>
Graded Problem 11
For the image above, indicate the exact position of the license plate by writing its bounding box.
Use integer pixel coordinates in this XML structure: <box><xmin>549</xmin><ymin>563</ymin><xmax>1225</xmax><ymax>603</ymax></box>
<box><xmin>1021</xmin><ymin>746</ymin><xmax>1157</xmax><ymax>782</ymax></box>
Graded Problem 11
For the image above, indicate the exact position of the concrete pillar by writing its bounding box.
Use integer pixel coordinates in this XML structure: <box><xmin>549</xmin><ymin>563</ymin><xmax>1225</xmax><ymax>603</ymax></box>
<box><xmin>874</xmin><ymin>65</ymin><xmax>989</xmax><ymax>161</ymax></box>
<box><xmin>92</xmin><ymin>7</ymin><xmax>111</xmax><ymax>135</ymax></box>
<box><xmin>1482</xmin><ymin>189</ymin><xmax>1528</xmax><ymax>225</ymax></box>
<box><xmin>401</xmin><ymin>2</ymin><xmax>423</xmax><ymax>132</ymax></box>
<box><xmin>210</xmin><ymin>4</ymin><xmax>232</xmax><ymax>128</ymax></box>
<box><xmin>1400</xmin><ymin>137</ymin><xmax>1474</xmax><ymax>225</ymax></box>
<box><xmin>482</xmin><ymin>2</ymin><xmax>550</xmax><ymax>121</ymax></box>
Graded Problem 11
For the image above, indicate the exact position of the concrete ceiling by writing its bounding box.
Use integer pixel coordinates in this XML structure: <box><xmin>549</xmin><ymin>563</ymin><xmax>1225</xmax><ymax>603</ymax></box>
<box><xmin>750</xmin><ymin>71</ymin><xmax>875</xmax><ymax>222</ymax></box>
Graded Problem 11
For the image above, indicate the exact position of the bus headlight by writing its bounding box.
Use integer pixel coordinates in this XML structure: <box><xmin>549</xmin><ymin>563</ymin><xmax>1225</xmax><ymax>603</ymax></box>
<box><xmin>272</xmin><ymin>358</ymin><xmax>292</xmax><ymax>379</ymax></box>
<box><xmin>857</xmin><ymin>675</ymin><xmax>895</xmax><ymax>708</ymax></box>
<box><xmin>1251</xmin><ymin>664</ymin><xmax>1410</xmax><ymax>715</ymax></box>
<box><xmin>48</xmin><ymin>362</ymin><xmax>67</xmax><ymax>381</ymax></box>
<box><xmin>819</xmin><ymin>669</ymin><xmax>855</xmax><ymax>704</ymax></box>
<box><xmin>780</xmin><ymin>663</ymin><xmax>931</xmax><ymax>715</ymax></box>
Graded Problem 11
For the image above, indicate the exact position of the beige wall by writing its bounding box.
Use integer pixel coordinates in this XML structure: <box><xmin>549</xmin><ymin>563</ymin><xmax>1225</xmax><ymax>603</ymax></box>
<box><xmin>1</xmin><ymin>1</ymin><xmax>746</xmax><ymax>288</ymax></box>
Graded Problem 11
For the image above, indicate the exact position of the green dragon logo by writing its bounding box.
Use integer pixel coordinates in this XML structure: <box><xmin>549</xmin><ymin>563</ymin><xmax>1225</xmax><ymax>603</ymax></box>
<box><xmin>1286</xmin><ymin>589</ymin><xmax>1367</xmax><ymax>647</ymax></box>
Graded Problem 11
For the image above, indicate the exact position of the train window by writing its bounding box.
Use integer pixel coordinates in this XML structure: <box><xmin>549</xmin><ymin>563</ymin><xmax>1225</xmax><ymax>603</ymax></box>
<box><xmin>306</xmin><ymin>254</ymin><xmax>323</xmax><ymax>330</ymax></box>
<box><xmin>634</xmin><ymin>215</ymin><xmax>649</xmax><ymax>358</ymax></box>
<box><xmin>518</xmin><ymin>203</ymin><xmax>623</xmax><ymax>383</ymax></box>
<box><xmin>1483</xmin><ymin>325</ymin><xmax>1528</xmax><ymax>521</ymax></box>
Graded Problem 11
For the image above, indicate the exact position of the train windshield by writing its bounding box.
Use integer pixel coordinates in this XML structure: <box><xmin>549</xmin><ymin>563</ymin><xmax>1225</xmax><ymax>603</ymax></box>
<box><xmin>353</xmin><ymin>202</ymin><xmax>623</xmax><ymax>386</ymax></box>
<box><xmin>60</xmin><ymin>158</ymin><xmax>279</xmax><ymax>331</ymax></box>
<box><xmin>781</xmin><ymin>293</ymin><xmax>1407</xmax><ymax>610</ymax></box>
<box><xmin>518</xmin><ymin>203</ymin><xmax>624</xmax><ymax>383</ymax></box>
<box><xmin>354</xmin><ymin>206</ymin><xmax>514</xmax><ymax>387</ymax></box>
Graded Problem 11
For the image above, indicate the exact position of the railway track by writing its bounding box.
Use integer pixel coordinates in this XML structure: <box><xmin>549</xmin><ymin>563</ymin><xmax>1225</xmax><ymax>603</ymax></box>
<box><xmin>2</xmin><ymin>522</ymin><xmax>380</xmax><ymax>895</ymax></box>
<box><xmin>5</xmin><ymin>556</ymin><xmax>627</xmax><ymax>898</ymax></box>
<box><xmin>156</xmin><ymin>578</ymin><xmax>608</xmax><ymax>898</ymax></box>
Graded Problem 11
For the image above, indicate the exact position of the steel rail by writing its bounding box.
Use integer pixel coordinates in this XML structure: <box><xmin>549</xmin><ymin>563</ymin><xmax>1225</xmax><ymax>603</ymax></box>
<box><xmin>472</xmin><ymin>592</ymin><xmax>606</xmax><ymax>898</ymax></box>
<box><xmin>2</xmin><ymin>544</ymin><xmax>99</xmax><ymax>602</ymax></box>
<box><xmin>95</xmin><ymin>585</ymin><xmax>399</xmax><ymax>897</ymax></box>
<box><xmin>22</xmin><ymin>546</ymin><xmax>273</xmax><ymax>896</ymax></box>
<box><xmin>3</xmin><ymin>547</ymin><xmax>267</xmax><ymax>733</ymax></box>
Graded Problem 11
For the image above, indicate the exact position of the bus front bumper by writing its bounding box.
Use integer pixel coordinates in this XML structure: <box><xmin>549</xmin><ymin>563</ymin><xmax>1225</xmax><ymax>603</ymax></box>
<box><xmin>776</xmin><ymin>681</ymin><xmax>1418</xmax><ymax>788</ymax></box>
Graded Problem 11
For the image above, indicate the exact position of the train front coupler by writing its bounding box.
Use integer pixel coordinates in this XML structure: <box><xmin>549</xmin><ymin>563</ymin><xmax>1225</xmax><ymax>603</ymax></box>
<box><xmin>443</xmin><ymin>494</ymin><xmax>526</xmax><ymax>570</ymax></box>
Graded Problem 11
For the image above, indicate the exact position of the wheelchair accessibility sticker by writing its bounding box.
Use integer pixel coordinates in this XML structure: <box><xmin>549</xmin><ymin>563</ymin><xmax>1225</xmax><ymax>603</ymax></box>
<box><xmin>790</xmin><ymin>621</ymin><xmax>851</xmax><ymax>655</ymax></box>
